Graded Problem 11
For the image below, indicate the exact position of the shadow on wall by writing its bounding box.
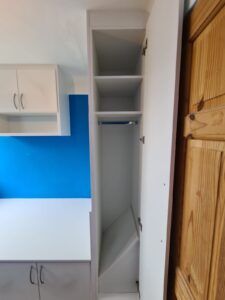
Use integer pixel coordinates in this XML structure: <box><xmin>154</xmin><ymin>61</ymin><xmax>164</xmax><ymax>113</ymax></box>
<box><xmin>0</xmin><ymin>95</ymin><xmax>91</xmax><ymax>198</ymax></box>
<box><xmin>184</xmin><ymin>0</ymin><xmax>197</xmax><ymax>13</ymax></box>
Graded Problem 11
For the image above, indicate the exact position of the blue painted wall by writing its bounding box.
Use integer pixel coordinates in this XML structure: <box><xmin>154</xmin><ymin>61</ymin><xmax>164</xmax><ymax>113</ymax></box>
<box><xmin>0</xmin><ymin>95</ymin><xmax>91</xmax><ymax>198</ymax></box>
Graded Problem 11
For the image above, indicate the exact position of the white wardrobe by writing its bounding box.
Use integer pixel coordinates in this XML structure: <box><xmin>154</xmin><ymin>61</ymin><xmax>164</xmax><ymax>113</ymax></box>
<box><xmin>87</xmin><ymin>5</ymin><xmax>184</xmax><ymax>299</ymax></box>
<box><xmin>87</xmin><ymin>10</ymin><xmax>148</xmax><ymax>297</ymax></box>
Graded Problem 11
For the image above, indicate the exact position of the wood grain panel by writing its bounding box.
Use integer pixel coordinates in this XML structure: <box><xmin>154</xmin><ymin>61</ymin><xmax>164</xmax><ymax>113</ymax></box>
<box><xmin>208</xmin><ymin>153</ymin><xmax>225</xmax><ymax>300</ymax></box>
<box><xmin>184</xmin><ymin>105</ymin><xmax>225</xmax><ymax>140</ymax></box>
<box><xmin>179</xmin><ymin>140</ymin><xmax>222</xmax><ymax>299</ymax></box>
<box><xmin>188</xmin><ymin>0</ymin><xmax>225</xmax><ymax>41</ymax></box>
<box><xmin>175</xmin><ymin>268</ymin><xmax>195</xmax><ymax>300</ymax></box>
<box><xmin>190</xmin><ymin>5</ymin><xmax>225</xmax><ymax>112</ymax></box>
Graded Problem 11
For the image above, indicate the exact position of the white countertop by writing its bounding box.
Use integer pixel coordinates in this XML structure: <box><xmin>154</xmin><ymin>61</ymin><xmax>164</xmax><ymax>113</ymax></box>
<box><xmin>0</xmin><ymin>198</ymin><xmax>91</xmax><ymax>261</ymax></box>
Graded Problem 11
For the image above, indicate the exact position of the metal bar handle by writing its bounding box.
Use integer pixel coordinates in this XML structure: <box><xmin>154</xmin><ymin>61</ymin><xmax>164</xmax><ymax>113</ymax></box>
<box><xmin>40</xmin><ymin>265</ymin><xmax>44</xmax><ymax>284</ymax></box>
<box><xmin>13</xmin><ymin>93</ymin><xmax>18</xmax><ymax>110</ymax></box>
<box><xmin>29</xmin><ymin>266</ymin><xmax>35</xmax><ymax>285</ymax></box>
<box><xmin>20</xmin><ymin>93</ymin><xmax>25</xmax><ymax>109</ymax></box>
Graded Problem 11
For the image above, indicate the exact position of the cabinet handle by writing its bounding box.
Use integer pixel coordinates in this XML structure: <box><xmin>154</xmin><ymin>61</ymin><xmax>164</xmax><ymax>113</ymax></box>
<box><xmin>13</xmin><ymin>93</ymin><xmax>18</xmax><ymax>110</ymax></box>
<box><xmin>20</xmin><ymin>93</ymin><xmax>25</xmax><ymax>109</ymax></box>
<box><xmin>40</xmin><ymin>265</ymin><xmax>45</xmax><ymax>284</ymax></box>
<box><xmin>29</xmin><ymin>266</ymin><xmax>35</xmax><ymax>285</ymax></box>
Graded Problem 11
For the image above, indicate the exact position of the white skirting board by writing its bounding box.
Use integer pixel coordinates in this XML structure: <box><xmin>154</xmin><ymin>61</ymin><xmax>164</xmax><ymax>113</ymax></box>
<box><xmin>99</xmin><ymin>294</ymin><xmax>139</xmax><ymax>300</ymax></box>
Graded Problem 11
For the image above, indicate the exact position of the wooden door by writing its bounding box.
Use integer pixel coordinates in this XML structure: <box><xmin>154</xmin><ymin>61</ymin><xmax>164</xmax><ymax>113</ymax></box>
<box><xmin>37</xmin><ymin>263</ymin><xmax>91</xmax><ymax>300</ymax></box>
<box><xmin>0</xmin><ymin>69</ymin><xmax>19</xmax><ymax>113</ymax></box>
<box><xmin>175</xmin><ymin>140</ymin><xmax>225</xmax><ymax>299</ymax></box>
<box><xmin>0</xmin><ymin>263</ymin><xmax>40</xmax><ymax>300</ymax></box>
<box><xmin>17</xmin><ymin>68</ymin><xmax>58</xmax><ymax>113</ymax></box>
<box><xmin>170</xmin><ymin>1</ymin><xmax>225</xmax><ymax>299</ymax></box>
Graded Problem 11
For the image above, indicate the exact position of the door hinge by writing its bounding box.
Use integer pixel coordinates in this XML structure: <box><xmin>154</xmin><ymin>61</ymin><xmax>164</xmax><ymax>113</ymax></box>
<box><xmin>136</xmin><ymin>280</ymin><xmax>141</xmax><ymax>299</ymax></box>
<box><xmin>138</xmin><ymin>217</ymin><xmax>143</xmax><ymax>232</ymax></box>
<box><xmin>142</xmin><ymin>38</ymin><xmax>148</xmax><ymax>56</ymax></box>
<box><xmin>139</xmin><ymin>136</ymin><xmax>145</xmax><ymax>144</ymax></box>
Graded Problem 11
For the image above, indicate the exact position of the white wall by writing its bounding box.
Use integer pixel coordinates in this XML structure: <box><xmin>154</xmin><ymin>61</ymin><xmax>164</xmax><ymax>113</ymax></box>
<box><xmin>0</xmin><ymin>0</ymin><xmax>151</xmax><ymax>95</ymax></box>
<box><xmin>139</xmin><ymin>0</ymin><xmax>184</xmax><ymax>299</ymax></box>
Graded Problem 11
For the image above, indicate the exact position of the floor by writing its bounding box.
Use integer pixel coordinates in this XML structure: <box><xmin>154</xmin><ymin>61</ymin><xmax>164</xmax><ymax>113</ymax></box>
<box><xmin>99</xmin><ymin>294</ymin><xmax>139</xmax><ymax>300</ymax></box>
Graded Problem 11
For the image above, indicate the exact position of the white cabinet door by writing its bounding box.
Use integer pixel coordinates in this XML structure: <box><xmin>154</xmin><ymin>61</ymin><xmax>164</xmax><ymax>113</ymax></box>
<box><xmin>38</xmin><ymin>263</ymin><xmax>91</xmax><ymax>300</ymax></box>
<box><xmin>0</xmin><ymin>263</ymin><xmax>39</xmax><ymax>300</ymax></box>
<box><xmin>0</xmin><ymin>69</ymin><xmax>19</xmax><ymax>113</ymax></box>
<box><xmin>17</xmin><ymin>68</ymin><xmax>58</xmax><ymax>113</ymax></box>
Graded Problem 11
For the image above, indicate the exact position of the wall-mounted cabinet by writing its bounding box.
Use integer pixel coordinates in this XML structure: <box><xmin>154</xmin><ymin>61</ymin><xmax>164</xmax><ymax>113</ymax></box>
<box><xmin>0</xmin><ymin>65</ymin><xmax>70</xmax><ymax>136</ymax></box>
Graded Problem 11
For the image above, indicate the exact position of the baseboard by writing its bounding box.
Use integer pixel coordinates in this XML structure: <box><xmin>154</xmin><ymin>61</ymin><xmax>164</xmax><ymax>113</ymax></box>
<box><xmin>99</xmin><ymin>293</ymin><xmax>139</xmax><ymax>300</ymax></box>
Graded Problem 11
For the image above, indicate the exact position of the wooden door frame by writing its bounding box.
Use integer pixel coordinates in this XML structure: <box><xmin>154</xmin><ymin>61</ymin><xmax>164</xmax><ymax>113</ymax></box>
<box><xmin>168</xmin><ymin>0</ymin><xmax>225</xmax><ymax>299</ymax></box>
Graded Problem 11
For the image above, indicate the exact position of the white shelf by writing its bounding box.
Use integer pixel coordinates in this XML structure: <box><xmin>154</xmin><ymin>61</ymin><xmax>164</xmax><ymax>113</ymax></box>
<box><xmin>95</xmin><ymin>76</ymin><xmax>143</xmax><ymax>97</ymax></box>
<box><xmin>96</xmin><ymin>111</ymin><xmax>142</xmax><ymax>122</ymax></box>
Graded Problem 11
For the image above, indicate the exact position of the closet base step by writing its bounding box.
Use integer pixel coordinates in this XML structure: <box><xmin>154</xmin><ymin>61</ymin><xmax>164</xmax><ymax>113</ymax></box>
<box><xmin>99</xmin><ymin>293</ymin><xmax>139</xmax><ymax>300</ymax></box>
<box><xmin>99</xmin><ymin>208</ymin><xmax>139</xmax><ymax>293</ymax></box>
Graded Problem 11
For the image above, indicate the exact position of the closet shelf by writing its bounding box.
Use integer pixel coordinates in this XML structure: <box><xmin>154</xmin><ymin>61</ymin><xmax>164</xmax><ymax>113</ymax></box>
<box><xmin>95</xmin><ymin>76</ymin><xmax>143</xmax><ymax>98</ymax></box>
<box><xmin>100</xmin><ymin>208</ymin><xmax>139</xmax><ymax>276</ymax></box>
<box><xmin>96</xmin><ymin>111</ymin><xmax>142</xmax><ymax>122</ymax></box>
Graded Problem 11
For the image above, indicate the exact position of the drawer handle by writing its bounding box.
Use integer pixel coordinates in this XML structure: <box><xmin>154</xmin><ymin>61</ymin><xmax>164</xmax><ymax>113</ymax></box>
<box><xmin>13</xmin><ymin>93</ymin><xmax>18</xmax><ymax>110</ymax></box>
<box><xmin>40</xmin><ymin>265</ymin><xmax>45</xmax><ymax>284</ymax></box>
<box><xmin>29</xmin><ymin>266</ymin><xmax>35</xmax><ymax>285</ymax></box>
<box><xmin>20</xmin><ymin>93</ymin><xmax>25</xmax><ymax>109</ymax></box>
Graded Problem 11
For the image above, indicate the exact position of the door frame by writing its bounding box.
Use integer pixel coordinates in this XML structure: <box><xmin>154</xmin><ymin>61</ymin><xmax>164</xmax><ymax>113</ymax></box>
<box><xmin>168</xmin><ymin>0</ymin><xmax>225</xmax><ymax>299</ymax></box>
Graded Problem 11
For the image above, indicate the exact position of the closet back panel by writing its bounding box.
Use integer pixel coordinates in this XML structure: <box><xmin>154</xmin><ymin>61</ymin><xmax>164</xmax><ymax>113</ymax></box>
<box><xmin>100</xmin><ymin>124</ymin><xmax>140</xmax><ymax>231</ymax></box>
<box><xmin>93</xmin><ymin>29</ymin><xmax>145</xmax><ymax>76</ymax></box>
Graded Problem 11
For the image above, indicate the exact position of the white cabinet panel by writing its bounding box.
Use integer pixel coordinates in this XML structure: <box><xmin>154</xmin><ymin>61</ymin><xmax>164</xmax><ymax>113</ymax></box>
<box><xmin>0</xmin><ymin>263</ymin><xmax>39</xmax><ymax>300</ymax></box>
<box><xmin>17</xmin><ymin>68</ymin><xmax>58</xmax><ymax>113</ymax></box>
<box><xmin>0</xmin><ymin>69</ymin><xmax>19</xmax><ymax>113</ymax></box>
<box><xmin>0</xmin><ymin>199</ymin><xmax>91</xmax><ymax>261</ymax></box>
<box><xmin>38</xmin><ymin>263</ymin><xmax>91</xmax><ymax>300</ymax></box>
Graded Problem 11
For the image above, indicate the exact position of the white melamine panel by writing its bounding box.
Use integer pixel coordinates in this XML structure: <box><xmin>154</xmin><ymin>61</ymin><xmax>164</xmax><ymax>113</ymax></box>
<box><xmin>96</xmin><ymin>112</ymin><xmax>142</xmax><ymax>122</ymax></box>
<box><xmin>0</xmin><ymin>69</ymin><xmax>19</xmax><ymax>113</ymax></box>
<box><xmin>139</xmin><ymin>0</ymin><xmax>184</xmax><ymax>299</ymax></box>
<box><xmin>38</xmin><ymin>263</ymin><xmax>90</xmax><ymax>300</ymax></box>
<box><xmin>0</xmin><ymin>198</ymin><xmax>91</xmax><ymax>261</ymax></box>
<box><xmin>95</xmin><ymin>76</ymin><xmax>143</xmax><ymax>97</ymax></box>
<box><xmin>100</xmin><ymin>125</ymin><xmax>135</xmax><ymax>230</ymax></box>
<box><xmin>98</xmin><ymin>293</ymin><xmax>140</xmax><ymax>300</ymax></box>
<box><xmin>89</xmin><ymin>10</ymin><xmax>148</xmax><ymax>30</ymax></box>
<box><xmin>0</xmin><ymin>263</ymin><xmax>39</xmax><ymax>300</ymax></box>
<box><xmin>17</xmin><ymin>68</ymin><xmax>58</xmax><ymax>113</ymax></box>
<box><xmin>99</xmin><ymin>294</ymin><xmax>138</xmax><ymax>300</ymax></box>
<box><xmin>99</xmin><ymin>208</ymin><xmax>139</xmax><ymax>294</ymax></box>
<box><xmin>93</xmin><ymin>29</ymin><xmax>145</xmax><ymax>76</ymax></box>
<box><xmin>95</xmin><ymin>76</ymin><xmax>142</xmax><ymax>111</ymax></box>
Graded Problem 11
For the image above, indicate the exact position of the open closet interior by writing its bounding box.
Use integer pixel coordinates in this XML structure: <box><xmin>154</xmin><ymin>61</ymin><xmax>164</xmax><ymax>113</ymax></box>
<box><xmin>88</xmin><ymin>11</ymin><xmax>148</xmax><ymax>295</ymax></box>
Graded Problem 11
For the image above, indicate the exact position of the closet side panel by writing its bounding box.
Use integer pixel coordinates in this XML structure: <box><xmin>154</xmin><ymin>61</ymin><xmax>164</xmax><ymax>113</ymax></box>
<box><xmin>87</xmin><ymin>15</ymin><xmax>102</xmax><ymax>300</ymax></box>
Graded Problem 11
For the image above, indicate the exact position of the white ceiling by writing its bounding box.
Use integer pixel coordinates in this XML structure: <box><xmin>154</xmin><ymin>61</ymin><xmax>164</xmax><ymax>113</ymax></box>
<box><xmin>0</xmin><ymin>0</ymin><xmax>150</xmax><ymax>93</ymax></box>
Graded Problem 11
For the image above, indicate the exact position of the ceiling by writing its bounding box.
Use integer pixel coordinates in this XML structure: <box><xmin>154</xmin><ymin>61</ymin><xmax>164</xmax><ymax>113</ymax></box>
<box><xmin>0</xmin><ymin>0</ymin><xmax>150</xmax><ymax>93</ymax></box>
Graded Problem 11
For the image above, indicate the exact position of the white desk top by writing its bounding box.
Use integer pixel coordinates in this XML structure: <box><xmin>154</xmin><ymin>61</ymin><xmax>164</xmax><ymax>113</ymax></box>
<box><xmin>0</xmin><ymin>198</ymin><xmax>91</xmax><ymax>261</ymax></box>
